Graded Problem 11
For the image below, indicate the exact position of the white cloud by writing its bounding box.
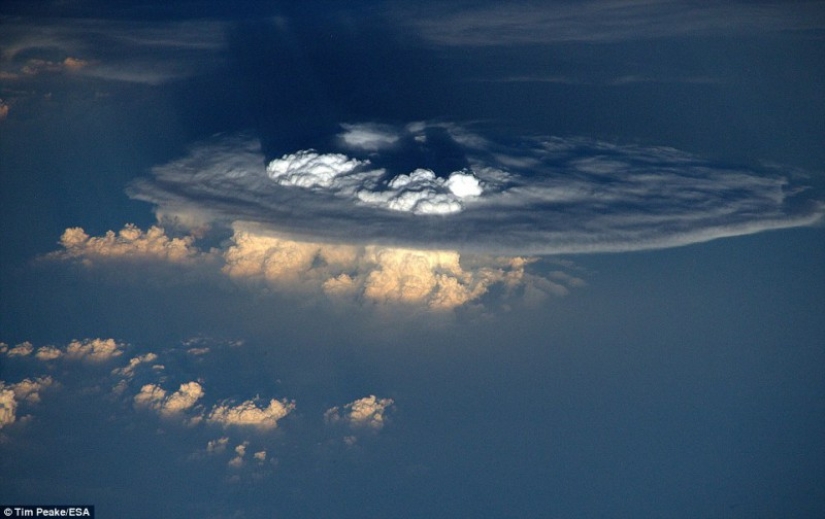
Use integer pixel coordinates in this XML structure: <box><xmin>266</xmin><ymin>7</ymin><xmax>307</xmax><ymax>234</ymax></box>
<box><xmin>66</xmin><ymin>338</ymin><xmax>124</xmax><ymax>362</ymax></box>
<box><xmin>266</xmin><ymin>149</ymin><xmax>486</xmax><ymax>215</ymax></box>
<box><xmin>267</xmin><ymin>150</ymin><xmax>365</xmax><ymax>188</ymax></box>
<box><xmin>0</xmin><ymin>384</ymin><xmax>18</xmax><ymax>428</ymax></box>
<box><xmin>207</xmin><ymin>398</ymin><xmax>295</xmax><ymax>429</ymax></box>
<box><xmin>338</xmin><ymin>123</ymin><xmax>400</xmax><ymax>151</ymax></box>
<box><xmin>134</xmin><ymin>381</ymin><xmax>204</xmax><ymax>417</ymax></box>
<box><xmin>325</xmin><ymin>395</ymin><xmax>394</xmax><ymax>431</ymax></box>
<box><xmin>128</xmin><ymin>123</ymin><xmax>823</xmax><ymax>256</ymax></box>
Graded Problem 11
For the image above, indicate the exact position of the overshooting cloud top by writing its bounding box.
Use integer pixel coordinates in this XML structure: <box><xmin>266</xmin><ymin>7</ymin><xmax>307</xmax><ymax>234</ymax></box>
<box><xmin>129</xmin><ymin>122</ymin><xmax>823</xmax><ymax>256</ymax></box>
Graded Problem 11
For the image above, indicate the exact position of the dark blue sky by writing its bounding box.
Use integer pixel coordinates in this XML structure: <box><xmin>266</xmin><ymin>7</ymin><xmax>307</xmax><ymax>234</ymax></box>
<box><xmin>1</xmin><ymin>2</ymin><xmax>824</xmax><ymax>517</ymax></box>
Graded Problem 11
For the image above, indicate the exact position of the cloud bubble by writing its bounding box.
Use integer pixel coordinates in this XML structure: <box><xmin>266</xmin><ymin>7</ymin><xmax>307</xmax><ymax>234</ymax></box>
<box><xmin>265</xmin><ymin>149</ymin><xmax>486</xmax><ymax>215</ymax></box>
<box><xmin>129</xmin><ymin>123</ymin><xmax>823</xmax><ymax>255</ymax></box>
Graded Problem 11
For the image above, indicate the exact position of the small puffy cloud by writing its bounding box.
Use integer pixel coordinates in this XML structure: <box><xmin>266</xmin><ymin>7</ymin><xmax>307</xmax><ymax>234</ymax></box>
<box><xmin>206</xmin><ymin>436</ymin><xmax>229</xmax><ymax>454</ymax></box>
<box><xmin>228</xmin><ymin>442</ymin><xmax>248</xmax><ymax>468</ymax></box>
<box><xmin>6</xmin><ymin>342</ymin><xmax>33</xmax><ymax>357</ymax></box>
<box><xmin>62</xmin><ymin>57</ymin><xmax>89</xmax><ymax>70</ymax></box>
<box><xmin>325</xmin><ymin>395</ymin><xmax>394</xmax><ymax>431</ymax></box>
<box><xmin>253</xmin><ymin>450</ymin><xmax>267</xmax><ymax>463</ymax></box>
<box><xmin>164</xmin><ymin>382</ymin><xmax>205</xmax><ymax>414</ymax></box>
<box><xmin>66</xmin><ymin>338</ymin><xmax>124</xmax><ymax>362</ymax></box>
<box><xmin>0</xmin><ymin>385</ymin><xmax>18</xmax><ymax>428</ymax></box>
<box><xmin>9</xmin><ymin>376</ymin><xmax>54</xmax><ymax>404</ymax></box>
<box><xmin>54</xmin><ymin>224</ymin><xmax>201</xmax><ymax>264</ymax></box>
<box><xmin>0</xmin><ymin>99</ymin><xmax>9</xmax><ymax>120</ymax></box>
<box><xmin>207</xmin><ymin>398</ymin><xmax>295</xmax><ymax>429</ymax></box>
<box><xmin>112</xmin><ymin>353</ymin><xmax>159</xmax><ymax>378</ymax></box>
<box><xmin>338</xmin><ymin>123</ymin><xmax>400</xmax><ymax>151</ymax></box>
<box><xmin>35</xmin><ymin>346</ymin><xmax>63</xmax><ymax>361</ymax></box>
<box><xmin>134</xmin><ymin>381</ymin><xmax>204</xmax><ymax>417</ymax></box>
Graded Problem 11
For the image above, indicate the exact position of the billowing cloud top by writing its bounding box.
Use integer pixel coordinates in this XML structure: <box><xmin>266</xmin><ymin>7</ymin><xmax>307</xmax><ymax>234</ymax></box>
<box><xmin>129</xmin><ymin>122</ymin><xmax>823</xmax><ymax>256</ymax></box>
<box><xmin>53</xmin><ymin>221</ymin><xmax>575</xmax><ymax>311</ymax></box>
<box><xmin>66</xmin><ymin>338</ymin><xmax>125</xmax><ymax>362</ymax></box>
<box><xmin>265</xmin><ymin>146</ymin><xmax>485</xmax><ymax>215</ymax></box>
<box><xmin>207</xmin><ymin>398</ymin><xmax>295</xmax><ymax>430</ymax></box>
<box><xmin>325</xmin><ymin>395</ymin><xmax>394</xmax><ymax>431</ymax></box>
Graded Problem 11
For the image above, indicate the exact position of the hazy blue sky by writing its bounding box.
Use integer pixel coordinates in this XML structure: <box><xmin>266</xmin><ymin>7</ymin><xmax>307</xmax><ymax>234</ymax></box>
<box><xmin>1</xmin><ymin>2</ymin><xmax>824</xmax><ymax>517</ymax></box>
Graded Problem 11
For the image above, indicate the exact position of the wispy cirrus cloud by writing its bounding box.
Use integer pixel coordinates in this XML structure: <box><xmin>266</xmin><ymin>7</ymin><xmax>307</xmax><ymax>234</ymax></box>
<box><xmin>0</xmin><ymin>17</ymin><xmax>226</xmax><ymax>85</ymax></box>
<box><xmin>400</xmin><ymin>1</ymin><xmax>825</xmax><ymax>46</ymax></box>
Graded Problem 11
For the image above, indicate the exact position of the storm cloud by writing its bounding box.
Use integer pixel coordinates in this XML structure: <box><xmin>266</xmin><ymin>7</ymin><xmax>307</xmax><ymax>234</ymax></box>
<box><xmin>130</xmin><ymin>122</ymin><xmax>823</xmax><ymax>255</ymax></box>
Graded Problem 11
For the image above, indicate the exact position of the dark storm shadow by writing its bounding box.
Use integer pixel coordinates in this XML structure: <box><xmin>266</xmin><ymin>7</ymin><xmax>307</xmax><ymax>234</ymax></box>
<box><xmin>222</xmin><ymin>12</ymin><xmax>461</xmax><ymax>159</ymax></box>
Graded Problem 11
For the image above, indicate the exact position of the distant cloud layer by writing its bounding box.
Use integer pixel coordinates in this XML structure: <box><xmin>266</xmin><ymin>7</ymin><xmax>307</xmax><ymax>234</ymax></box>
<box><xmin>130</xmin><ymin>122</ymin><xmax>823</xmax><ymax>256</ymax></box>
<box><xmin>403</xmin><ymin>1</ymin><xmax>825</xmax><ymax>46</ymax></box>
<box><xmin>0</xmin><ymin>17</ymin><xmax>226</xmax><ymax>85</ymax></box>
<box><xmin>0</xmin><ymin>338</ymin><xmax>374</xmax><ymax>440</ymax></box>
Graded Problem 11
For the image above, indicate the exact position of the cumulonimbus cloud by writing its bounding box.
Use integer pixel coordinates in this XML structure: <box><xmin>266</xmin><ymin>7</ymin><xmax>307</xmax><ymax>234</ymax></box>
<box><xmin>129</xmin><ymin>122</ymin><xmax>823</xmax><ymax>256</ymax></box>
<box><xmin>266</xmin><ymin>149</ymin><xmax>485</xmax><ymax>215</ymax></box>
<box><xmin>222</xmin><ymin>222</ymin><xmax>557</xmax><ymax>310</ymax></box>
<box><xmin>51</xmin><ymin>221</ymin><xmax>579</xmax><ymax>311</ymax></box>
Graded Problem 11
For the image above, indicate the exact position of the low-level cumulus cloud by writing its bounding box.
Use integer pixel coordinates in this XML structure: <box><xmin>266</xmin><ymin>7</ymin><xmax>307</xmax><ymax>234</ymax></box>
<box><xmin>134</xmin><ymin>381</ymin><xmax>205</xmax><ymax>418</ymax></box>
<box><xmin>207</xmin><ymin>398</ymin><xmax>295</xmax><ymax>429</ymax></box>
<box><xmin>51</xmin><ymin>221</ymin><xmax>578</xmax><ymax>312</ymax></box>
<box><xmin>325</xmin><ymin>395</ymin><xmax>395</xmax><ymax>431</ymax></box>
<box><xmin>129</xmin><ymin>122</ymin><xmax>823</xmax><ymax>256</ymax></box>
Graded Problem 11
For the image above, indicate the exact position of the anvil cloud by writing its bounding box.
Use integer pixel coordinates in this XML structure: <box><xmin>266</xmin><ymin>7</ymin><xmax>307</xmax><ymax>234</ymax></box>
<box><xmin>129</xmin><ymin>122</ymin><xmax>823</xmax><ymax>255</ymax></box>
